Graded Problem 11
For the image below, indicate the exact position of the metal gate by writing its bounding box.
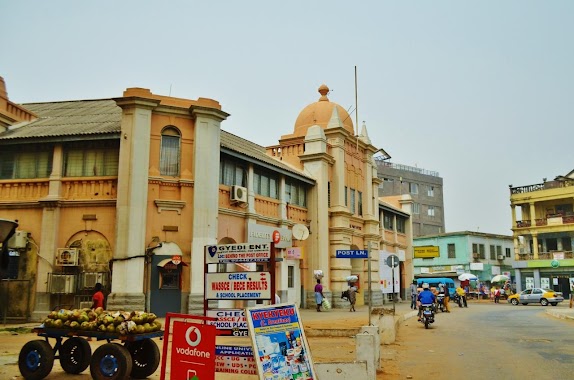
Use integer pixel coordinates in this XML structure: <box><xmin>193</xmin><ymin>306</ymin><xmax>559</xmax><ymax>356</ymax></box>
<box><xmin>0</xmin><ymin>279</ymin><xmax>32</xmax><ymax>323</ymax></box>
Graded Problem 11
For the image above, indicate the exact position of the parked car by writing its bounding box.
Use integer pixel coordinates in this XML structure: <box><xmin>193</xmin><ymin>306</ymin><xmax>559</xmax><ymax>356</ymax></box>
<box><xmin>507</xmin><ymin>288</ymin><xmax>564</xmax><ymax>306</ymax></box>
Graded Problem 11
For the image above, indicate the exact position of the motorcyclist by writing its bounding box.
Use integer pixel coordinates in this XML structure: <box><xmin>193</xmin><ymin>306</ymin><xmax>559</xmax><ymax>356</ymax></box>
<box><xmin>417</xmin><ymin>283</ymin><xmax>436</xmax><ymax>321</ymax></box>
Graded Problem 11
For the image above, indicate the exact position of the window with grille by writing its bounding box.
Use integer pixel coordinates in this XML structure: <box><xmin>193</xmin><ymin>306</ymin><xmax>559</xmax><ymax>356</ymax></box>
<box><xmin>409</xmin><ymin>183</ymin><xmax>418</xmax><ymax>194</ymax></box>
<box><xmin>253</xmin><ymin>169</ymin><xmax>278</xmax><ymax>198</ymax></box>
<box><xmin>288</xmin><ymin>266</ymin><xmax>294</xmax><ymax>288</ymax></box>
<box><xmin>64</xmin><ymin>141</ymin><xmax>119</xmax><ymax>177</ymax></box>
<box><xmin>448</xmin><ymin>243</ymin><xmax>456</xmax><ymax>258</ymax></box>
<box><xmin>384</xmin><ymin>214</ymin><xmax>393</xmax><ymax>229</ymax></box>
<box><xmin>160</xmin><ymin>127</ymin><xmax>181</xmax><ymax>176</ymax></box>
<box><xmin>219</xmin><ymin>155</ymin><xmax>246</xmax><ymax>187</ymax></box>
<box><xmin>0</xmin><ymin>145</ymin><xmax>53</xmax><ymax>179</ymax></box>
<box><xmin>396</xmin><ymin>217</ymin><xmax>405</xmax><ymax>233</ymax></box>
<box><xmin>427</xmin><ymin>206</ymin><xmax>435</xmax><ymax>217</ymax></box>
<box><xmin>490</xmin><ymin>245</ymin><xmax>496</xmax><ymax>260</ymax></box>
<box><xmin>479</xmin><ymin>244</ymin><xmax>485</xmax><ymax>259</ymax></box>
<box><xmin>350</xmin><ymin>188</ymin><xmax>356</xmax><ymax>214</ymax></box>
<box><xmin>505</xmin><ymin>247</ymin><xmax>511</xmax><ymax>257</ymax></box>
<box><xmin>413</xmin><ymin>203</ymin><xmax>420</xmax><ymax>214</ymax></box>
<box><xmin>285</xmin><ymin>179</ymin><xmax>307</xmax><ymax>207</ymax></box>
<box><xmin>358</xmin><ymin>191</ymin><xmax>363</xmax><ymax>216</ymax></box>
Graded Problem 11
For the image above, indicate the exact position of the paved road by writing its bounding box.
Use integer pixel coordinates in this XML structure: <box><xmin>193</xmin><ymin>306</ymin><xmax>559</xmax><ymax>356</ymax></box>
<box><xmin>381</xmin><ymin>302</ymin><xmax>574</xmax><ymax>380</ymax></box>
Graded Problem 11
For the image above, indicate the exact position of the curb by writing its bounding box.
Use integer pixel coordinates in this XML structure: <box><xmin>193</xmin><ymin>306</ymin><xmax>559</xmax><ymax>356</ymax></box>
<box><xmin>545</xmin><ymin>309</ymin><xmax>574</xmax><ymax>320</ymax></box>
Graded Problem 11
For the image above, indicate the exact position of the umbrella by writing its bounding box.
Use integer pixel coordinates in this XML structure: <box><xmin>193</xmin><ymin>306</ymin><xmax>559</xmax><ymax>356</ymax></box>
<box><xmin>491</xmin><ymin>274</ymin><xmax>510</xmax><ymax>283</ymax></box>
<box><xmin>458</xmin><ymin>273</ymin><xmax>478</xmax><ymax>281</ymax></box>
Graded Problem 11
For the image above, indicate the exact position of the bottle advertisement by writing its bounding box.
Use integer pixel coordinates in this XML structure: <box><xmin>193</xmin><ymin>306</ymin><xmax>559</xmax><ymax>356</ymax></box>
<box><xmin>246</xmin><ymin>303</ymin><xmax>315</xmax><ymax>380</ymax></box>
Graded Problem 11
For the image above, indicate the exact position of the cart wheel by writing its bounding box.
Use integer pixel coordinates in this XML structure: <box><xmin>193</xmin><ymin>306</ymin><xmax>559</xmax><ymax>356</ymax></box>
<box><xmin>18</xmin><ymin>340</ymin><xmax>54</xmax><ymax>380</ymax></box>
<box><xmin>60</xmin><ymin>337</ymin><xmax>92</xmax><ymax>374</ymax></box>
<box><xmin>126</xmin><ymin>338</ymin><xmax>160</xmax><ymax>379</ymax></box>
<box><xmin>90</xmin><ymin>343</ymin><xmax>133</xmax><ymax>380</ymax></box>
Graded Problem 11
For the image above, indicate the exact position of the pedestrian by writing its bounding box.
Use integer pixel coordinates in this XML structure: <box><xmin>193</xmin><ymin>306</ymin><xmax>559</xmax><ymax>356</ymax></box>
<box><xmin>91</xmin><ymin>282</ymin><xmax>105</xmax><ymax>310</ymax></box>
<box><xmin>348</xmin><ymin>282</ymin><xmax>358</xmax><ymax>312</ymax></box>
<box><xmin>410</xmin><ymin>280</ymin><xmax>418</xmax><ymax>310</ymax></box>
<box><xmin>494</xmin><ymin>287</ymin><xmax>501</xmax><ymax>303</ymax></box>
<box><xmin>440</xmin><ymin>283</ymin><xmax>451</xmax><ymax>313</ymax></box>
<box><xmin>314</xmin><ymin>279</ymin><xmax>324</xmax><ymax>312</ymax></box>
<box><xmin>456</xmin><ymin>285</ymin><xmax>468</xmax><ymax>308</ymax></box>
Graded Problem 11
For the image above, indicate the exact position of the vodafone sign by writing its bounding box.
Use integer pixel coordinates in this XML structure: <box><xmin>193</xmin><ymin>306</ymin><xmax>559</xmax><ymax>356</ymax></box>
<box><xmin>170</xmin><ymin>321</ymin><xmax>216</xmax><ymax>380</ymax></box>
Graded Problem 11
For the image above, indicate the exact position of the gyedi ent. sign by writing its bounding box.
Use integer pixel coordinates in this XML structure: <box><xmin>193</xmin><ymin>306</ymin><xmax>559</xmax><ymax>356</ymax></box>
<box><xmin>206</xmin><ymin>243</ymin><xmax>271</xmax><ymax>264</ymax></box>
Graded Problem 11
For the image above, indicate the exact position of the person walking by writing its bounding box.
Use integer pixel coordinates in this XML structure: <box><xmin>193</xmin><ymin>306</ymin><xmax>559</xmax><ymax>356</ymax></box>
<box><xmin>494</xmin><ymin>287</ymin><xmax>501</xmax><ymax>303</ymax></box>
<box><xmin>410</xmin><ymin>280</ymin><xmax>418</xmax><ymax>310</ymax></box>
<box><xmin>348</xmin><ymin>282</ymin><xmax>358</xmax><ymax>312</ymax></box>
<box><xmin>440</xmin><ymin>283</ymin><xmax>451</xmax><ymax>313</ymax></box>
<box><xmin>314</xmin><ymin>279</ymin><xmax>324</xmax><ymax>312</ymax></box>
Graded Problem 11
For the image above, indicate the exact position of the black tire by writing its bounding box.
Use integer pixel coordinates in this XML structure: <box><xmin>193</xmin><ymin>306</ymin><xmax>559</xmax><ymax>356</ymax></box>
<box><xmin>551</xmin><ymin>303</ymin><xmax>558</xmax><ymax>306</ymax></box>
<box><xmin>540</xmin><ymin>298</ymin><xmax>549</xmax><ymax>306</ymax></box>
<box><xmin>18</xmin><ymin>340</ymin><xmax>54</xmax><ymax>380</ymax></box>
<box><xmin>90</xmin><ymin>343</ymin><xmax>133</xmax><ymax>380</ymax></box>
<box><xmin>126</xmin><ymin>338</ymin><xmax>160</xmax><ymax>379</ymax></box>
<box><xmin>511</xmin><ymin>298</ymin><xmax>519</xmax><ymax>306</ymax></box>
<box><xmin>522</xmin><ymin>303</ymin><xmax>528</xmax><ymax>305</ymax></box>
<box><xmin>60</xmin><ymin>337</ymin><xmax>92</xmax><ymax>374</ymax></box>
<box><xmin>425</xmin><ymin>320</ymin><xmax>429</xmax><ymax>329</ymax></box>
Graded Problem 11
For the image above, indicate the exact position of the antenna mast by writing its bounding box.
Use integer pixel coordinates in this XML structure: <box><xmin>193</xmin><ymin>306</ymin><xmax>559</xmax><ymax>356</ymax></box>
<box><xmin>355</xmin><ymin>66</ymin><xmax>358</xmax><ymax>136</ymax></box>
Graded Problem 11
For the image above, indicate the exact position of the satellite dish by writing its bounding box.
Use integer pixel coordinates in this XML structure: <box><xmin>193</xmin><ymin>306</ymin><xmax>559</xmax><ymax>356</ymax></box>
<box><xmin>292</xmin><ymin>224</ymin><xmax>309</xmax><ymax>241</ymax></box>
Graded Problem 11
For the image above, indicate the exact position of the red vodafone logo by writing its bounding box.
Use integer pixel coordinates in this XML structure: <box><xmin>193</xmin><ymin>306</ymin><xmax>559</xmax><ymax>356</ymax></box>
<box><xmin>272</xmin><ymin>230</ymin><xmax>281</xmax><ymax>244</ymax></box>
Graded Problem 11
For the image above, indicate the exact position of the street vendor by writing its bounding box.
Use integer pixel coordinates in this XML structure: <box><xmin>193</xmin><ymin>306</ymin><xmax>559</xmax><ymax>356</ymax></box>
<box><xmin>91</xmin><ymin>282</ymin><xmax>105</xmax><ymax>309</ymax></box>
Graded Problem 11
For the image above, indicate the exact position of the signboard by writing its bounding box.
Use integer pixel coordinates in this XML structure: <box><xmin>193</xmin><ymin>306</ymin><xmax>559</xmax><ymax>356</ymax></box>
<box><xmin>335</xmin><ymin>250</ymin><xmax>369</xmax><ymax>259</ymax></box>
<box><xmin>246</xmin><ymin>304</ymin><xmax>316</xmax><ymax>380</ymax></box>
<box><xmin>206</xmin><ymin>243</ymin><xmax>271</xmax><ymax>264</ymax></box>
<box><xmin>206</xmin><ymin>309</ymin><xmax>249</xmax><ymax>336</ymax></box>
<box><xmin>248</xmin><ymin>224</ymin><xmax>292</xmax><ymax>248</ymax></box>
<box><xmin>286</xmin><ymin>247</ymin><xmax>302</xmax><ymax>259</ymax></box>
<box><xmin>413</xmin><ymin>246</ymin><xmax>440</xmax><ymax>258</ymax></box>
<box><xmin>215</xmin><ymin>345</ymin><xmax>257</xmax><ymax>375</ymax></box>
<box><xmin>469</xmin><ymin>262</ymin><xmax>484</xmax><ymax>270</ymax></box>
<box><xmin>170</xmin><ymin>321</ymin><xmax>216</xmax><ymax>380</ymax></box>
<box><xmin>205</xmin><ymin>272</ymin><xmax>271</xmax><ymax>300</ymax></box>
<box><xmin>386</xmin><ymin>254</ymin><xmax>399</xmax><ymax>268</ymax></box>
<box><xmin>525</xmin><ymin>277</ymin><xmax>534</xmax><ymax>289</ymax></box>
<box><xmin>379</xmin><ymin>251</ymin><xmax>400</xmax><ymax>294</ymax></box>
<box><xmin>541</xmin><ymin>277</ymin><xmax>550</xmax><ymax>289</ymax></box>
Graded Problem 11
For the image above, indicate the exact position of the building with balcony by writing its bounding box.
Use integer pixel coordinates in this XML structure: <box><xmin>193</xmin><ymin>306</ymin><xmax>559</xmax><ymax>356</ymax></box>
<box><xmin>0</xmin><ymin>77</ymin><xmax>415</xmax><ymax>320</ymax></box>
<box><xmin>510</xmin><ymin>171</ymin><xmax>574</xmax><ymax>297</ymax></box>
<box><xmin>412</xmin><ymin>231</ymin><xmax>514</xmax><ymax>287</ymax></box>
<box><xmin>375</xmin><ymin>159</ymin><xmax>445</xmax><ymax>237</ymax></box>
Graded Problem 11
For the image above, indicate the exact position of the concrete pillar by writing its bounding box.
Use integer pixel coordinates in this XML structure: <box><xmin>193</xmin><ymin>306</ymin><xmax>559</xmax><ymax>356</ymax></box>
<box><xmin>533</xmin><ymin>234</ymin><xmax>539</xmax><ymax>259</ymax></box>
<box><xmin>515</xmin><ymin>270</ymin><xmax>522</xmax><ymax>292</ymax></box>
<box><xmin>533</xmin><ymin>269</ymin><xmax>541</xmax><ymax>288</ymax></box>
<box><xmin>356</xmin><ymin>332</ymin><xmax>376</xmax><ymax>379</ymax></box>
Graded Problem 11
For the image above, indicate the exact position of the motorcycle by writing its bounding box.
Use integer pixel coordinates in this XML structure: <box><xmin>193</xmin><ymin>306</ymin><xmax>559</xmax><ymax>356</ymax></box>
<box><xmin>436</xmin><ymin>293</ymin><xmax>445</xmax><ymax>312</ymax></box>
<box><xmin>453</xmin><ymin>293</ymin><xmax>463</xmax><ymax>308</ymax></box>
<box><xmin>419</xmin><ymin>304</ymin><xmax>435</xmax><ymax>329</ymax></box>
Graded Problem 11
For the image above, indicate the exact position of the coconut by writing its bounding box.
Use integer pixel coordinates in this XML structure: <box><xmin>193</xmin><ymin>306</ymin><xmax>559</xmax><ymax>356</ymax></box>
<box><xmin>70</xmin><ymin>321</ymin><xmax>80</xmax><ymax>330</ymax></box>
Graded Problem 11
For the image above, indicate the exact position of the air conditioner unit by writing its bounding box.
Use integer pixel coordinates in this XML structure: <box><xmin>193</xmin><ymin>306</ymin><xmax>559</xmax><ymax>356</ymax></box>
<box><xmin>81</xmin><ymin>272</ymin><xmax>106</xmax><ymax>289</ymax></box>
<box><xmin>472</xmin><ymin>253</ymin><xmax>479</xmax><ymax>259</ymax></box>
<box><xmin>497</xmin><ymin>255</ymin><xmax>505</xmax><ymax>260</ymax></box>
<box><xmin>7</xmin><ymin>231</ymin><xmax>28</xmax><ymax>249</ymax></box>
<box><xmin>231</xmin><ymin>185</ymin><xmax>248</xmax><ymax>203</ymax></box>
<box><xmin>55</xmin><ymin>248</ymin><xmax>79</xmax><ymax>266</ymax></box>
<box><xmin>50</xmin><ymin>274</ymin><xmax>76</xmax><ymax>294</ymax></box>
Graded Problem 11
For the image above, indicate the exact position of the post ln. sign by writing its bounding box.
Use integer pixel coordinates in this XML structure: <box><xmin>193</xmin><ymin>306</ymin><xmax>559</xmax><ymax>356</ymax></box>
<box><xmin>335</xmin><ymin>250</ymin><xmax>369</xmax><ymax>259</ymax></box>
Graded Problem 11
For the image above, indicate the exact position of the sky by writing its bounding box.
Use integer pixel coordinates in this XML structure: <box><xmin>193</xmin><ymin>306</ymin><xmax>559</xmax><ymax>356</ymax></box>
<box><xmin>1</xmin><ymin>1</ymin><xmax>573</xmax><ymax>236</ymax></box>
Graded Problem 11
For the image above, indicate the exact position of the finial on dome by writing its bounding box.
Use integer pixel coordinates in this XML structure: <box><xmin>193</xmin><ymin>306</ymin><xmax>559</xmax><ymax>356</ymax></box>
<box><xmin>318</xmin><ymin>84</ymin><xmax>330</xmax><ymax>101</ymax></box>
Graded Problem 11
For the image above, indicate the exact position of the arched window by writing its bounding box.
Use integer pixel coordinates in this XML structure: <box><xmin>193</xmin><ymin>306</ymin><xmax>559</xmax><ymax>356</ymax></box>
<box><xmin>160</xmin><ymin>127</ymin><xmax>181</xmax><ymax>176</ymax></box>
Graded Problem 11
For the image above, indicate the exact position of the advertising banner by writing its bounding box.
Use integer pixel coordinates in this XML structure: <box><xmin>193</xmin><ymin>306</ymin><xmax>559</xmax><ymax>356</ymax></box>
<box><xmin>206</xmin><ymin>309</ymin><xmax>249</xmax><ymax>336</ymax></box>
<box><xmin>169</xmin><ymin>321</ymin><xmax>216</xmax><ymax>380</ymax></box>
<box><xmin>215</xmin><ymin>345</ymin><xmax>257</xmax><ymax>375</ymax></box>
<box><xmin>205</xmin><ymin>272</ymin><xmax>271</xmax><ymax>300</ymax></box>
<box><xmin>206</xmin><ymin>243</ymin><xmax>271</xmax><ymax>264</ymax></box>
<box><xmin>246</xmin><ymin>303</ymin><xmax>316</xmax><ymax>380</ymax></box>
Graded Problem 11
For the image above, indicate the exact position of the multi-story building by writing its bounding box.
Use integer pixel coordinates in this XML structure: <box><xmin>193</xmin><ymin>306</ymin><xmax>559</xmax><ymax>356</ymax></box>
<box><xmin>0</xmin><ymin>77</ymin><xmax>415</xmax><ymax>320</ymax></box>
<box><xmin>509</xmin><ymin>171</ymin><xmax>574</xmax><ymax>297</ymax></box>
<box><xmin>412</xmin><ymin>231</ymin><xmax>514</xmax><ymax>286</ymax></box>
<box><xmin>375</xmin><ymin>159</ymin><xmax>445</xmax><ymax>237</ymax></box>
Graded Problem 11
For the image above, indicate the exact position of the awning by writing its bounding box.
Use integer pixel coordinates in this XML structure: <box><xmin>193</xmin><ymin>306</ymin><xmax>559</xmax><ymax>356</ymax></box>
<box><xmin>157</xmin><ymin>258</ymin><xmax>188</xmax><ymax>267</ymax></box>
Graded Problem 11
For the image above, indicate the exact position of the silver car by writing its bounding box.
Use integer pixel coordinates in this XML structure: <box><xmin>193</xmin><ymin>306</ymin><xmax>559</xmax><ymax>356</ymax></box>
<box><xmin>507</xmin><ymin>287</ymin><xmax>564</xmax><ymax>306</ymax></box>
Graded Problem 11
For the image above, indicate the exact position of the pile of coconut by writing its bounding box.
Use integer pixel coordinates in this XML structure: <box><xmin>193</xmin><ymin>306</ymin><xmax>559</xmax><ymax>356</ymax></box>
<box><xmin>42</xmin><ymin>307</ymin><xmax>162</xmax><ymax>335</ymax></box>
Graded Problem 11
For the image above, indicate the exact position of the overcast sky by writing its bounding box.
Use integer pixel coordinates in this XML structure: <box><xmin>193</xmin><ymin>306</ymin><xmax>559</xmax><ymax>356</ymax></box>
<box><xmin>2</xmin><ymin>1</ymin><xmax>573</xmax><ymax>235</ymax></box>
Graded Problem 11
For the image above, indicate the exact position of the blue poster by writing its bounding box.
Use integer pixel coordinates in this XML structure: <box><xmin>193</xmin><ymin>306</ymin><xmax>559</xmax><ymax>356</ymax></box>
<box><xmin>246</xmin><ymin>304</ymin><xmax>316</xmax><ymax>380</ymax></box>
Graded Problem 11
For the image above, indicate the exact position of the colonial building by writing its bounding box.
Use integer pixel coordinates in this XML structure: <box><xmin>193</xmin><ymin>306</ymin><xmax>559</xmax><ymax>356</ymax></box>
<box><xmin>510</xmin><ymin>171</ymin><xmax>574</xmax><ymax>297</ymax></box>
<box><xmin>0</xmin><ymin>77</ymin><xmax>414</xmax><ymax>320</ymax></box>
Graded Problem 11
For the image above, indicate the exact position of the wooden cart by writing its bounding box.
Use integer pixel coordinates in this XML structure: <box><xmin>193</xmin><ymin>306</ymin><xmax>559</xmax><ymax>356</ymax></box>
<box><xmin>18</xmin><ymin>326</ymin><xmax>163</xmax><ymax>380</ymax></box>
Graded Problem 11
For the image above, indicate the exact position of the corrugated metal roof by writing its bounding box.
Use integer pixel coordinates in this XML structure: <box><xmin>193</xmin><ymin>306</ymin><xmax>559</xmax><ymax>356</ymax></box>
<box><xmin>0</xmin><ymin>98</ymin><xmax>314</xmax><ymax>182</ymax></box>
<box><xmin>221</xmin><ymin>130</ymin><xmax>314</xmax><ymax>183</ymax></box>
<box><xmin>0</xmin><ymin>99</ymin><xmax>121</xmax><ymax>140</ymax></box>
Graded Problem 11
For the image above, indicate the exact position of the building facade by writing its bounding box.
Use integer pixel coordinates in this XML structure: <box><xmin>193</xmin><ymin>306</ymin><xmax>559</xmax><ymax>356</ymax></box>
<box><xmin>0</xmin><ymin>78</ymin><xmax>414</xmax><ymax>320</ymax></box>
<box><xmin>375</xmin><ymin>159</ymin><xmax>445</xmax><ymax>237</ymax></box>
<box><xmin>413</xmin><ymin>231</ymin><xmax>514</xmax><ymax>287</ymax></box>
<box><xmin>509</xmin><ymin>171</ymin><xmax>574</xmax><ymax>297</ymax></box>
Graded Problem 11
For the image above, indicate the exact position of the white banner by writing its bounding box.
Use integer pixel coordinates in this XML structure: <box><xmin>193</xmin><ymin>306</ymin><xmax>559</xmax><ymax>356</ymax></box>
<box><xmin>379</xmin><ymin>251</ymin><xmax>400</xmax><ymax>294</ymax></box>
<box><xmin>205</xmin><ymin>272</ymin><xmax>271</xmax><ymax>300</ymax></box>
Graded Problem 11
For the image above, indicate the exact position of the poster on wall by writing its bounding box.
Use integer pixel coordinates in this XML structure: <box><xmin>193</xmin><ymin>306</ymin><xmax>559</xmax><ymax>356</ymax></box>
<box><xmin>541</xmin><ymin>278</ymin><xmax>550</xmax><ymax>289</ymax></box>
<box><xmin>246</xmin><ymin>303</ymin><xmax>316</xmax><ymax>380</ymax></box>
<box><xmin>379</xmin><ymin>251</ymin><xmax>400</xmax><ymax>294</ymax></box>
<box><xmin>525</xmin><ymin>277</ymin><xmax>534</xmax><ymax>289</ymax></box>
